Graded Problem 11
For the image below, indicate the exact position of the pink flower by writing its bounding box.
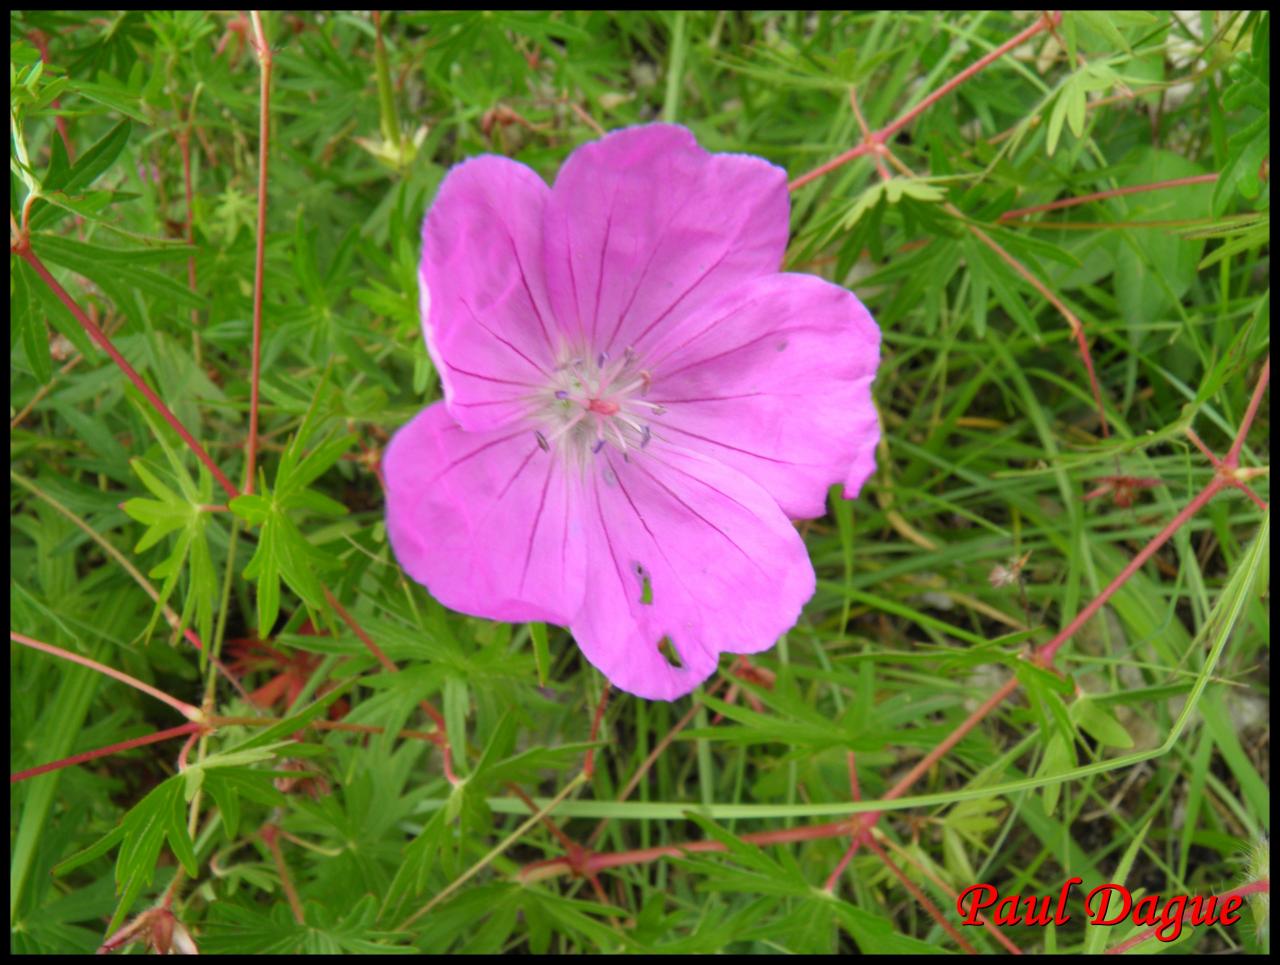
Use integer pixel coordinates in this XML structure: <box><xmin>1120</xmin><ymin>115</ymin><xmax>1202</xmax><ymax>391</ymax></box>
<box><xmin>384</xmin><ymin>125</ymin><xmax>880</xmax><ymax>700</ymax></box>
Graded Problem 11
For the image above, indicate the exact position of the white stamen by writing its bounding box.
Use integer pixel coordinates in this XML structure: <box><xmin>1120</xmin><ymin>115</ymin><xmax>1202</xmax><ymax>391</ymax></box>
<box><xmin>537</xmin><ymin>344</ymin><xmax>668</xmax><ymax>462</ymax></box>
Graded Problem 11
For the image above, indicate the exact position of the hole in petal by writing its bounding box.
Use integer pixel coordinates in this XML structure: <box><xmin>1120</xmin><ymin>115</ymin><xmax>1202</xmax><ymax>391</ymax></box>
<box><xmin>632</xmin><ymin>562</ymin><xmax>653</xmax><ymax>605</ymax></box>
<box><xmin>657</xmin><ymin>636</ymin><xmax>683</xmax><ymax>669</ymax></box>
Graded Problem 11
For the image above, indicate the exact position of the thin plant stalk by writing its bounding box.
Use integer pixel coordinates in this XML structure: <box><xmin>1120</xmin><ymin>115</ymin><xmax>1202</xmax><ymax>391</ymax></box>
<box><xmin>244</xmin><ymin>10</ymin><xmax>272</xmax><ymax>496</ymax></box>
<box><xmin>10</xmin><ymin>723</ymin><xmax>203</xmax><ymax>784</ymax></box>
<box><xmin>10</xmin><ymin>632</ymin><xmax>203</xmax><ymax>721</ymax></box>
<box><xmin>12</xmin><ymin>245</ymin><xmax>238</xmax><ymax>498</ymax></box>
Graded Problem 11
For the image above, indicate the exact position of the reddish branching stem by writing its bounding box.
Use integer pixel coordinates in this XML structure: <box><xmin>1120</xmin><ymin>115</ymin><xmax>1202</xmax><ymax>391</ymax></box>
<box><xmin>11</xmin><ymin>631</ymin><xmax>204</xmax><ymax>721</ymax></box>
<box><xmin>878</xmin><ymin>833</ymin><xmax>1027</xmax><ymax>954</ymax></box>
<box><xmin>1037</xmin><ymin>479</ymin><xmax>1222</xmax><ymax>665</ymax></box>
<box><xmin>586</xmin><ymin>675</ymin><xmax>728</xmax><ymax>849</ymax></box>
<box><xmin>10</xmin><ymin>722</ymin><xmax>202</xmax><ymax>784</ymax></box>
<box><xmin>1225</xmin><ymin>356</ymin><xmax>1269</xmax><ymax>469</ymax></box>
<box><xmin>14</xmin><ymin>246</ymin><xmax>238</xmax><ymax>498</ymax></box>
<box><xmin>789</xmin><ymin>12</ymin><xmax>1061</xmax><ymax>191</ymax></box>
<box><xmin>967</xmin><ymin>221</ymin><xmax>1109</xmax><ymax>436</ymax></box>
<box><xmin>844</xmin><ymin>83</ymin><xmax>1114</xmax><ymax>439</ymax></box>
<box><xmin>860</xmin><ymin>833</ymin><xmax>980</xmax><ymax>954</ymax></box>
<box><xmin>823</xmin><ymin>753</ymin><xmax>870</xmax><ymax>891</ymax></box>
<box><xmin>177</xmin><ymin>727</ymin><xmax>201</xmax><ymax>771</ymax></box>
<box><xmin>878</xmin><ymin>11</ymin><xmax>1061</xmax><ymax>145</ymax></box>
<box><xmin>1104</xmin><ymin>878</ymin><xmax>1269</xmax><ymax>954</ymax></box>
<box><xmin>584</xmin><ymin>682</ymin><xmax>610</xmax><ymax>779</ymax></box>
<box><xmin>262</xmin><ymin>824</ymin><xmax>305</xmax><ymax>924</ymax></box>
<box><xmin>999</xmin><ymin>173</ymin><xmax>1220</xmax><ymax>222</ymax></box>
<box><xmin>27</xmin><ymin>30</ymin><xmax>73</xmax><ymax>159</ymax></box>
<box><xmin>323</xmin><ymin>587</ymin><xmax>457</xmax><ymax>784</ymax></box>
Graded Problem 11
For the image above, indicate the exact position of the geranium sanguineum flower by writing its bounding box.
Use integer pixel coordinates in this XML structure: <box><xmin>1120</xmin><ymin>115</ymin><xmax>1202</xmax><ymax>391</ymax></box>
<box><xmin>384</xmin><ymin>125</ymin><xmax>880</xmax><ymax>700</ymax></box>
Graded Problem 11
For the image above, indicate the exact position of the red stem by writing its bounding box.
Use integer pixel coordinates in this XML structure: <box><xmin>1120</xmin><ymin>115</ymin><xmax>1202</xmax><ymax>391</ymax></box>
<box><xmin>1225</xmin><ymin>356</ymin><xmax>1269</xmax><ymax>468</ymax></box>
<box><xmin>528</xmin><ymin>472</ymin><xmax>1259</xmax><ymax>883</ymax></box>
<box><xmin>1105</xmin><ymin>878</ymin><xmax>1269</xmax><ymax>954</ymax></box>
<box><xmin>1035</xmin><ymin>479</ymin><xmax>1224</xmax><ymax>665</ymax></box>
<box><xmin>580</xmin><ymin>818</ymin><xmax>857</xmax><ymax>875</ymax></box>
<box><xmin>789</xmin><ymin>12</ymin><xmax>1061</xmax><ymax>192</ymax></box>
<box><xmin>27</xmin><ymin>30</ymin><xmax>73</xmax><ymax>159</ymax></box>
<box><xmin>861</xmin><ymin>833</ymin><xmax>980</xmax><ymax>953</ymax></box>
<box><xmin>14</xmin><ymin>246</ymin><xmax>238</xmax><ymax>498</ymax></box>
<box><xmin>862</xmin><ymin>472</ymin><xmax>1223</xmax><ymax>810</ymax></box>
<box><xmin>585</xmin><ymin>675</ymin><xmax>726</xmax><ymax>849</ymax></box>
<box><xmin>824</xmin><ymin>752</ymin><xmax>869</xmax><ymax>890</ymax></box>
<box><xmin>788</xmin><ymin>143</ymin><xmax>872</xmax><ymax>193</ymax></box>
<box><xmin>584</xmin><ymin>682</ymin><xmax>610</xmax><ymax>779</ymax></box>
<box><xmin>245</xmin><ymin>10</ymin><xmax>272</xmax><ymax>495</ymax></box>
<box><xmin>323</xmin><ymin>587</ymin><xmax>457</xmax><ymax>784</ymax></box>
<box><xmin>999</xmin><ymin>173</ymin><xmax>1220</xmax><ymax>222</ymax></box>
<box><xmin>967</xmin><ymin>221</ymin><xmax>1110</xmax><ymax>437</ymax></box>
<box><xmin>177</xmin><ymin>727</ymin><xmax>201</xmax><ymax>771</ymax></box>
<box><xmin>879</xmin><ymin>12</ymin><xmax>1061</xmax><ymax>144</ymax></box>
<box><xmin>849</xmin><ymin>88</ymin><xmax>891</xmax><ymax>182</ymax></box>
<box><xmin>10</xmin><ymin>722</ymin><xmax>202</xmax><ymax>783</ymax></box>
<box><xmin>261</xmin><ymin>824</ymin><xmax>305</xmax><ymax>924</ymax></box>
<box><xmin>11</xmin><ymin>631</ymin><xmax>203</xmax><ymax>720</ymax></box>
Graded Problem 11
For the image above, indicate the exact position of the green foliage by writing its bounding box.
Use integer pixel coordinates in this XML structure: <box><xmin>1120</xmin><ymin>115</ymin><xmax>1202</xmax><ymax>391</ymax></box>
<box><xmin>230</xmin><ymin>399</ymin><xmax>353</xmax><ymax>636</ymax></box>
<box><xmin>10</xmin><ymin>10</ymin><xmax>1269</xmax><ymax>956</ymax></box>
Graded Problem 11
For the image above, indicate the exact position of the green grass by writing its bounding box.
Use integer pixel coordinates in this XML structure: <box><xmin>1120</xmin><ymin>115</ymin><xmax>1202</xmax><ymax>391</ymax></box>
<box><xmin>10</xmin><ymin>10</ymin><xmax>1270</xmax><ymax>954</ymax></box>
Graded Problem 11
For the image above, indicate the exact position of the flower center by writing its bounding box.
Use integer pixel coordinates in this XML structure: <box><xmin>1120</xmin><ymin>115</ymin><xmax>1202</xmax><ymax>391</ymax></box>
<box><xmin>534</xmin><ymin>347</ymin><xmax>665</xmax><ymax>462</ymax></box>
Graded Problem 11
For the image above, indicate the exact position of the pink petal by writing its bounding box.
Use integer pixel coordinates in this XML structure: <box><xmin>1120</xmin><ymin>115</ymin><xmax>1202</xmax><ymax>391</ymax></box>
<box><xmin>643</xmin><ymin>273</ymin><xmax>881</xmax><ymax>519</ymax></box>
<box><xmin>421</xmin><ymin>156</ymin><xmax>559</xmax><ymax>431</ymax></box>
<box><xmin>383</xmin><ymin>402</ymin><xmax>587</xmax><ymax>624</ymax></box>
<box><xmin>571</xmin><ymin>445</ymin><xmax>815</xmax><ymax>700</ymax></box>
<box><xmin>543</xmin><ymin>124</ymin><xmax>789</xmax><ymax>358</ymax></box>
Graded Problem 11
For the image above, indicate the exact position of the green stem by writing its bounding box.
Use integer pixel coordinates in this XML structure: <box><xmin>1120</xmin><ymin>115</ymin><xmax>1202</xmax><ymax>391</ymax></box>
<box><xmin>373</xmin><ymin>12</ymin><xmax>402</xmax><ymax>154</ymax></box>
<box><xmin>662</xmin><ymin>12</ymin><xmax>688</xmax><ymax>123</ymax></box>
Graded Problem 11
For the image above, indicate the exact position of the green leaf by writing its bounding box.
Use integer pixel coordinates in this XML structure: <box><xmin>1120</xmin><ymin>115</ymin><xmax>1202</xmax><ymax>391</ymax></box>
<box><xmin>283</xmin><ymin>489</ymin><xmax>348</xmax><ymax>518</ymax></box>
<box><xmin>221</xmin><ymin>682</ymin><xmax>353</xmax><ymax>755</ymax></box>
<box><xmin>281</xmin><ymin>433</ymin><xmax>354</xmax><ymax>496</ymax></box>
<box><xmin>64</xmin><ymin>120</ymin><xmax>133</xmax><ymax>194</ymax></box>
<box><xmin>1036</xmin><ymin>732</ymin><xmax>1076</xmax><ymax>817</ymax></box>
<box><xmin>30</xmin><ymin>120</ymin><xmax>132</xmax><ymax>232</ymax></box>
<box><xmin>15</xmin><ymin>266</ymin><xmax>54</xmax><ymax>384</ymax></box>
<box><xmin>51</xmin><ymin>825</ymin><xmax>125</xmax><ymax>879</ymax></box>
<box><xmin>1075</xmin><ymin>11</ymin><xmax>1138</xmax><ymax>53</ymax></box>
<box><xmin>1071</xmin><ymin>695</ymin><xmax>1134</xmax><ymax>749</ymax></box>
<box><xmin>113</xmin><ymin>776</ymin><xmax>197</xmax><ymax>895</ymax></box>
<box><xmin>33</xmin><ymin>234</ymin><xmax>201</xmax><ymax>309</ymax></box>
<box><xmin>42</xmin><ymin>130</ymin><xmax>73</xmax><ymax>194</ymax></box>
<box><xmin>1045</xmin><ymin>80</ymin><xmax>1075</xmax><ymax>157</ymax></box>
<box><xmin>840</xmin><ymin>182</ymin><xmax>888</xmax><ymax>233</ymax></box>
<box><xmin>970</xmin><ymin>241</ymin><xmax>1042</xmax><ymax>340</ymax></box>
<box><xmin>1085</xmin><ymin>818</ymin><xmax>1153</xmax><ymax>953</ymax></box>
<box><xmin>1213</xmin><ymin>114</ymin><xmax>1270</xmax><ymax>211</ymax></box>
<box><xmin>71</xmin><ymin>79</ymin><xmax>149</xmax><ymax>122</ymax></box>
<box><xmin>1065</xmin><ymin>76</ymin><xmax>1087</xmax><ymax>139</ymax></box>
<box><xmin>230</xmin><ymin>493</ymin><xmax>272</xmax><ymax>525</ymax></box>
<box><xmin>828</xmin><ymin>897</ymin><xmax>946</xmax><ymax>955</ymax></box>
<box><xmin>529</xmin><ymin>622</ymin><xmax>550</xmax><ymax>687</ymax></box>
<box><xmin>242</xmin><ymin>512</ymin><xmax>283</xmax><ymax>634</ymax></box>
